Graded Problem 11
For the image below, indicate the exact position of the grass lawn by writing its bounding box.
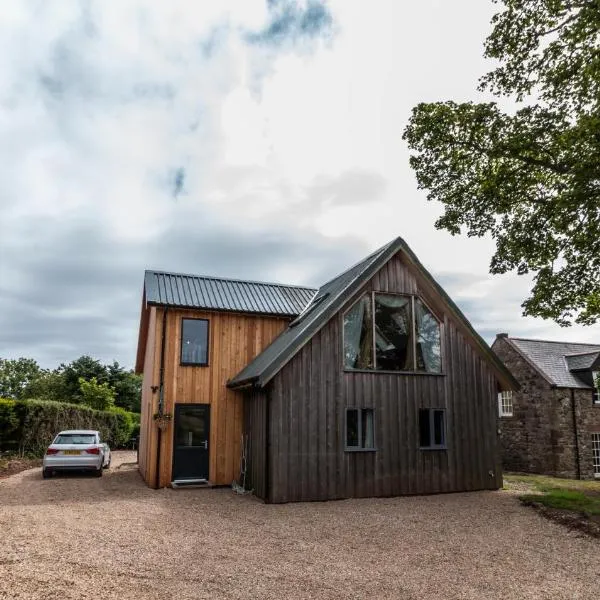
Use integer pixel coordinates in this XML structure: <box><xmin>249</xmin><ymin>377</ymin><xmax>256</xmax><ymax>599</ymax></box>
<box><xmin>504</xmin><ymin>473</ymin><xmax>600</xmax><ymax>536</ymax></box>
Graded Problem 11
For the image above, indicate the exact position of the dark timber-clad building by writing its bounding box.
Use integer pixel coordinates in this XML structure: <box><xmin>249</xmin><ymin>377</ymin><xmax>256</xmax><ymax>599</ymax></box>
<box><xmin>228</xmin><ymin>237</ymin><xmax>517</xmax><ymax>502</ymax></box>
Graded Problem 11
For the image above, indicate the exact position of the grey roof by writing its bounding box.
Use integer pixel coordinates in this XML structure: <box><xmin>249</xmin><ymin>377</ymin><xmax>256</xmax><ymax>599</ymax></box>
<box><xmin>144</xmin><ymin>270</ymin><xmax>316</xmax><ymax>317</ymax></box>
<box><xmin>508</xmin><ymin>338</ymin><xmax>600</xmax><ymax>389</ymax></box>
<box><xmin>229</xmin><ymin>237</ymin><xmax>518</xmax><ymax>390</ymax></box>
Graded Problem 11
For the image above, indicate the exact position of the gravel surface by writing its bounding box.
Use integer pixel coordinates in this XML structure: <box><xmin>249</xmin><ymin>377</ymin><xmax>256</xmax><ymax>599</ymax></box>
<box><xmin>0</xmin><ymin>451</ymin><xmax>598</xmax><ymax>600</ymax></box>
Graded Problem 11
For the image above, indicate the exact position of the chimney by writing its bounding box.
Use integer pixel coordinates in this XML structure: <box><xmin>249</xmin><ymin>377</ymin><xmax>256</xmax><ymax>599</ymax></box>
<box><xmin>496</xmin><ymin>333</ymin><xmax>509</xmax><ymax>339</ymax></box>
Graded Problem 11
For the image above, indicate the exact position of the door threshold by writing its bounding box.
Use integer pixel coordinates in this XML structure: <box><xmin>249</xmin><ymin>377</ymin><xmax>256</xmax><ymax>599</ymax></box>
<box><xmin>171</xmin><ymin>478</ymin><xmax>213</xmax><ymax>489</ymax></box>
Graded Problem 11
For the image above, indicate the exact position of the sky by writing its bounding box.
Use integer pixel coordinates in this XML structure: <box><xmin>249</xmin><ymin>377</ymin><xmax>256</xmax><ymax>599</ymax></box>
<box><xmin>1</xmin><ymin>0</ymin><xmax>598</xmax><ymax>370</ymax></box>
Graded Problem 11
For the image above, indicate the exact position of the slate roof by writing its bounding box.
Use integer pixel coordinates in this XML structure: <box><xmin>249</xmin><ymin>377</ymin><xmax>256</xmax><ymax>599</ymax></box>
<box><xmin>144</xmin><ymin>270</ymin><xmax>316</xmax><ymax>317</ymax></box>
<box><xmin>229</xmin><ymin>237</ymin><xmax>518</xmax><ymax>390</ymax></box>
<box><xmin>507</xmin><ymin>338</ymin><xmax>600</xmax><ymax>389</ymax></box>
<box><xmin>565</xmin><ymin>351</ymin><xmax>600</xmax><ymax>372</ymax></box>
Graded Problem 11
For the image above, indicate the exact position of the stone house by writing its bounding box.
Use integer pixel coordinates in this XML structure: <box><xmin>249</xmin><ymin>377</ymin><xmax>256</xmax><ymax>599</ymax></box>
<box><xmin>492</xmin><ymin>334</ymin><xmax>600</xmax><ymax>480</ymax></box>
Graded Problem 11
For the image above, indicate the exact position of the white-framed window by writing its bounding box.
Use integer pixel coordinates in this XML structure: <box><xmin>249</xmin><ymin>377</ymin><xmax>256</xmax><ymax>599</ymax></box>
<box><xmin>498</xmin><ymin>391</ymin><xmax>513</xmax><ymax>417</ymax></box>
<box><xmin>592</xmin><ymin>433</ymin><xmax>600</xmax><ymax>479</ymax></box>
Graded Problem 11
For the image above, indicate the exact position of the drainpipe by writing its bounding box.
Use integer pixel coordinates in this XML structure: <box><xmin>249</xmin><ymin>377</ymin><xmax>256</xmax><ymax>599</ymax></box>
<box><xmin>155</xmin><ymin>307</ymin><xmax>168</xmax><ymax>489</ymax></box>
<box><xmin>570</xmin><ymin>389</ymin><xmax>581</xmax><ymax>480</ymax></box>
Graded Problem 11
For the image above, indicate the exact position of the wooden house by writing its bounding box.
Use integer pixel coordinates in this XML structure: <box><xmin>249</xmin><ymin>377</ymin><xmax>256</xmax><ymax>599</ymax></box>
<box><xmin>136</xmin><ymin>237</ymin><xmax>517</xmax><ymax>500</ymax></box>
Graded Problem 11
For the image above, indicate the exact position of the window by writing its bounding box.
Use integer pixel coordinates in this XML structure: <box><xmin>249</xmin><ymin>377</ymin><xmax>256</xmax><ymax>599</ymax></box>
<box><xmin>181</xmin><ymin>319</ymin><xmax>209</xmax><ymax>365</ymax></box>
<box><xmin>343</xmin><ymin>293</ymin><xmax>441</xmax><ymax>373</ymax></box>
<box><xmin>592</xmin><ymin>433</ymin><xmax>600</xmax><ymax>479</ymax></box>
<box><xmin>593</xmin><ymin>371</ymin><xmax>600</xmax><ymax>405</ymax></box>
<box><xmin>419</xmin><ymin>409</ymin><xmax>446</xmax><ymax>449</ymax></box>
<box><xmin>498</xmin><ymin>391</ymin><xmax>513</xmax><ymax>417</ymax></box>
<box><xmin>345</xmin><ymin>408</ymin><xmax>375</xmax><ymax>450</ymax></box>
<box><xmin>343</xmin><ymin>296</ymin><xmax>373</xmax><ymax>369</ymax></box>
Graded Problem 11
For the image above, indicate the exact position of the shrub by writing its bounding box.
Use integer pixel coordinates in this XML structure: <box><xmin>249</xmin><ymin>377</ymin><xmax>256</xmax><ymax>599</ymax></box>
<box><xmin>0</xmin><ymin>398</ymin><xmax>139</xmax><ymax>456</ymax></box>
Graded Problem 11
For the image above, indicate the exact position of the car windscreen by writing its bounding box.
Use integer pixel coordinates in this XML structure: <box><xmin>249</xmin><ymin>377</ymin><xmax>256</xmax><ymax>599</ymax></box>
<box><xmin>54</xmin><ymin>434</ymin><xmax>96</xmax><ymax>445</ymax></box>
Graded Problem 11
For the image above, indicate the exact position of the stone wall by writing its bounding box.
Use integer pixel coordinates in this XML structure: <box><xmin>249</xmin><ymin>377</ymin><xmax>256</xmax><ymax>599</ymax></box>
<box><xmin>493</xmin><ymin>336</ymin><xmax>600</xmax><ymax>480</ymax></box>
<box><xmin>575</xmin><ymin>388</ymin><xmax>600</xmax><ymax>479</ymax></box>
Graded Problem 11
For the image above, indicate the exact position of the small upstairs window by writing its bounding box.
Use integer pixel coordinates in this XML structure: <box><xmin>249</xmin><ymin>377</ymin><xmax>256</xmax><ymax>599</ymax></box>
<box><xmin>498</xmin><ymin>391</ymin><xmax>513</xmax><ymax>417</ymax></box>
<box><xmin>419</xmin><ymin>409</ymin><xmax>446</xmax><ymax>450</ymax></box>
<box><xmin>181</xmin><ymin>318</ymin><xmax>209</xmax><ymax>365</ymax></box>
<box><xmin>593</xmin><ymin>371</ymin><xmax>600</xmax><ymax>405</ymax></box>
<box><xmin>346</xmin><ymin>408</ymin><xmax>375</xmax><ymax>451</ymax></box>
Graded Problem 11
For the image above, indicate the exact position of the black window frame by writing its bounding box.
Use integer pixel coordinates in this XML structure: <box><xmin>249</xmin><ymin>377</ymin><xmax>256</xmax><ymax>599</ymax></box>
<box><xmin>342</xmin><ymin>291</ymin><xmax>443</xmax><ymax>375</ymax></box>
<box><xmin>180</xmin><ymin>318</ymin><xmax>210</xmax><ymax>367</ymax></box>
<box><xmin>345</xmin><ymin>408</ymin><xmax>376</xmax><ymax>452</ymax></box>
<box><xmin>418</xmin><ymin>408</ymin><xmax>447</xmax><ymax>450</ymax></box>
<box><xmin>593</xmin><ymin>371</ymin><xmax>600</xmax><ymax>406</ymax></box>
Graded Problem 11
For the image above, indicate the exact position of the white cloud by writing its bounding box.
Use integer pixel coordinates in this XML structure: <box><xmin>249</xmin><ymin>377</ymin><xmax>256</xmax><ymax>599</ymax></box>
<box><xmin>1</xmin><ymin>0</ymin><xmax>598</xmax><ymax>369</ymax></box>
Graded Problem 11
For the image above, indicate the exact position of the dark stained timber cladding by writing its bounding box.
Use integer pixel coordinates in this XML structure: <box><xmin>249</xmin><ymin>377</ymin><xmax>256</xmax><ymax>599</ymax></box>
<box><xmin>264</xmin><ymin>253</ymin><xmax>502</xmax><ymax>503</ymax></box>
<box><xmin>243</xmin><ymin>390</ymin><xmax>268</xmax><ymax>500</ymax></box>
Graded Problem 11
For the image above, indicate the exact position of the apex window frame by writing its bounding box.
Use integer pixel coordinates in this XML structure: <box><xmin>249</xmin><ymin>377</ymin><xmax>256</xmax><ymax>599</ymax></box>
<box><xmin>180</xmin><ymin>318</ymin><xmax>210</xmax><ymax>367</ymax></box>
<box><xmin>345</xmin><ymin>408</ymin><xmax>376</xmax><ymax>452</ymax></box>
<box><xmin>342</xmin><ymin>291</ymin><xmax>443</xmax><ymax>374</ymax></box>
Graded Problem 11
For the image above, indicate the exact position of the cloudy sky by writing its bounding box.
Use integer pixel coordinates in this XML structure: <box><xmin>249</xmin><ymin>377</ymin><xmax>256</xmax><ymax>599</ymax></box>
<box><xmin>1</xmin><ymin>0</ymin><xmax>598</xmax><ymax>370</ymax></box>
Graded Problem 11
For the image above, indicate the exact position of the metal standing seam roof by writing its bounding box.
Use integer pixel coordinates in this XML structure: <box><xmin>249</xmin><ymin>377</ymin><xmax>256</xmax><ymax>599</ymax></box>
<box><xmin>144</xmin><ymin>270</ymin><xmax>317</xmax><ymax>316</ymax></box>
<box><xmin>507</xmin><ymin>338</ymin><xmax>600</xmax><ymax>389</ymax></box>
<box><xmin>228</xmin><ymin>237</ymin><xmax>518</xmax><ymax>390</ymax></box>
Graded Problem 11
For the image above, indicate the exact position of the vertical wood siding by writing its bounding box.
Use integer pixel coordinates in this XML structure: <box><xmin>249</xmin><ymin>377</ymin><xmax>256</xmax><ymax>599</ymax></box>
<box><xmin>139</xmin><ymin>307</ymin><xmax>288</xmax><ymax>488</ymax></box>
<box><xmin>265</xmin><ymin>252</ymin><xmax>502</xmax><ymax>503</ymax></box>
<box><xmin>243</xmin><ymin>390</ymin><xmax>268</xmax><ymax>500</ymax></box>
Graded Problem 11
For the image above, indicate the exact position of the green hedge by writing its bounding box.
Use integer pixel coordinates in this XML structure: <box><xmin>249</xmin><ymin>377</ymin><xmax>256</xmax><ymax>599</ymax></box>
<box><xmin>0</xmin><ymin>398</ymin><xmax>139</xmax><ymax>457</ymax></box>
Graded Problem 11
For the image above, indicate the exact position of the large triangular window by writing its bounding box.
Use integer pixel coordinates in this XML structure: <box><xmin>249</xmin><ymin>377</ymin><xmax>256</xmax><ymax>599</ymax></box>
<box><xmin>343</xmin><ymin>293</ymin><xmax>441</xmax><ymax>373</ymax></box>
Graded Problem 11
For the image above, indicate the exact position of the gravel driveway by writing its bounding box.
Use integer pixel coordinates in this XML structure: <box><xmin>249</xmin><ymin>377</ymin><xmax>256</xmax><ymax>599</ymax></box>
<box><xmin>0</xmin><ymin>451</ymin><xmax>597</xmax><ymax>600</ymax></box>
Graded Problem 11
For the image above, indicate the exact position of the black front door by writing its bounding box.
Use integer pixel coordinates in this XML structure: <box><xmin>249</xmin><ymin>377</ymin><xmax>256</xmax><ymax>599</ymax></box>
<box><xmin>172</xmin><ymin>403</ymin><xmax>210</xmax><ymax>481</ymax></box>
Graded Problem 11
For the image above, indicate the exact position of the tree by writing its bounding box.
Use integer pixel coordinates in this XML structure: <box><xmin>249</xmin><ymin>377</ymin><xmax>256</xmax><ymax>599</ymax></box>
<box><xmin>0</xmin><ymin>358</ymin><xmax>43</xmax><ymax>399</ymax></box>
<box><xmin>106</xmin><ymin>362</ymin><xmax>142</xmax><ymax>413</ymax></box>
<box><xmin>403</xmin><ymin>1</ymin><xmax>600</xmax><ymax>326</ymax></box>
<box><xmin>59</xmin><ymin>356</ymin><xmax>108</xmax><ymax>403</ymax></box>
<box><xmin>79</xmin><ymin>377</ymin><xmax>116</xmax><ymax>411</ymax></box>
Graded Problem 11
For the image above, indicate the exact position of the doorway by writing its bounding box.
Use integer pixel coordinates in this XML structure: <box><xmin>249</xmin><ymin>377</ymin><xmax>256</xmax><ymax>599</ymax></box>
<box><xmin>172</xmin><ymin>403</ymin><xmax>210</xmax><ymax>482</ymax></box>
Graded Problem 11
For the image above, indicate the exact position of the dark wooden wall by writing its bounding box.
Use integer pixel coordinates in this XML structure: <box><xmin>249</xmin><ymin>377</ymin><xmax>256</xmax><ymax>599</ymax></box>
<box><xmin>261</xmin><ymin>251</ymin><xmax>502</xmax><ymax>503</ymax></box>
<box><xmin>243</xmin><ymin>390</ymin><xmax>268</xmax><ymax>500</ymax></box>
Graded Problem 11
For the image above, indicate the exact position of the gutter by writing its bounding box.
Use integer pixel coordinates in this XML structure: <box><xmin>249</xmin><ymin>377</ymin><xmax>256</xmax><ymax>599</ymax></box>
<box><xmin>155</xmin><ymin>307</ymin><xmax>168</xmax><ymax>489</ymax></box>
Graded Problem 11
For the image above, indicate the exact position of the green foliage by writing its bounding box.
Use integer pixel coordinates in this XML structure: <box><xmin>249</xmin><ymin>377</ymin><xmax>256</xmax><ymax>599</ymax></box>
<box><xmin>0</xmin><ymin>398</ymin><xmax>138</xmax><ymax>457</ymax></box>
<box><xmin>403</xmin><ymin>0</ymin><xmax>600</xmax><ymax>325</ymax></box>
<box><xmin>0</xmin><ymin>358</ymin><xmax>43</xmax><ymax>399</ymax></box>
<box><xmin>521</xmin><ymin>489</ymin><xmax>600</xmax><ymax>516</ymax></box>
<box><xmin>79</xmin><ymin>377</ymin><xmax>115</xmax><ymax>411</ymax></box>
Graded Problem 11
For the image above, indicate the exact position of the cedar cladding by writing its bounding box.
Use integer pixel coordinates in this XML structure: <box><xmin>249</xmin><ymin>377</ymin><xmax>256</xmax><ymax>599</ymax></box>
<box><xmin>262</xmin><ymin>252</ymin><xmax>502</xmax><ymax>503</ymax></box>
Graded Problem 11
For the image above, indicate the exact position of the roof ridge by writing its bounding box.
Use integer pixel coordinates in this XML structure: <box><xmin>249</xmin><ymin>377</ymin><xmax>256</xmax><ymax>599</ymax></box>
<box><xmin>510</xmin><ymin>336</ymin><xmax>600</xmax><ymax>347</ymax></box>
<box><xmin>145</xmin><ymin>269</ymin><xmax>317</xmax><ymax>291</ymax></box>
<box><xmin>564</xmin><ymin>350</ymin><xmax>600</xmax><ymax>358</ymax></box>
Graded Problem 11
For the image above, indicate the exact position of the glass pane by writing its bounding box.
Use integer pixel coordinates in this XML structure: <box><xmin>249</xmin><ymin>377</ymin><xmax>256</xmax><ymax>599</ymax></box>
<box><xmin>415</xmin><ymin>299</ymin><xmax>441</xmax><ymax>373</ymax></box>
<box><xmin>419</xmin><ymin>409</ymin><xmax>430</xmax><ymax>447</ymax></box>
<box><xmin>343</xmin><ymin>296</ymin><xmax>373</xmax><ymax>369</ymax></box>
<box><xmin>433</xmin><ymin>410</ymin><xmax>445</xmax><ymax>446</ymax></box>
<box><xmin>181</xmin><ymin>319</ymin><xmax>208</xmax><ymax>364</ymax></box>
<box><xmin>176</xmin><ymin>406</ymin><xmax>207</xmax><ymax>447</ymax></box>
<box><xmin>374</xmin><ymin>294</ymin><xmax>413</xmax><ymax>371</ymax></box>
<box><xmin>346</xmin><ymin>409</ymin><xmax>359</xmax><ymax>447</ymax></box>
<box><xmin>362</xmin><ymin>409</ymin><xmax>374</xmax><ymax>448</ymax></box>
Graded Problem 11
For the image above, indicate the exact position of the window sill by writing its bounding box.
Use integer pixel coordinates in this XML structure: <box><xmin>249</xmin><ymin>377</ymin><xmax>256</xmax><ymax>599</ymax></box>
<box><xmin>343</xmin><ymin>369</ymin><xmax>445</xmax><ymax>376</ymax></box>
<box><xmin>345</xmin><ymin>448</ymin><xmax>377</xmax><ymax>453</ymax></box>
<box><xmin>419</xmin><ymin>446</ymin><xmax>447</xmax><ymax>451</ymax></box>
<box><xmin>499</xmin><ymin>414</ymin><xmax>514</xmax><ymax>418</ymax></box>
<box><xmin>180</xmin><ymin>362</ymin><xmax>209</xmax><ymax>367</ymax></box>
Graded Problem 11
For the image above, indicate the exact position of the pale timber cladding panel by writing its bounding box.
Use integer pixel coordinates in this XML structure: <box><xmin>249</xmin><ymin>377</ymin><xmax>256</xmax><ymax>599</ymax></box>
<box><xmin>141</xmin><ymin>307</ymin><xmax>288</xmax><ymax>488</ymax></box>
<box><xmin>266</xmin><ymin>253</ymin><xmax>501</xmax><ymax>503</ymax></box>
<box><xmin>138</xmin><ymin>306</ymin><xmax>157</xmax><ymax>483</ymax></box>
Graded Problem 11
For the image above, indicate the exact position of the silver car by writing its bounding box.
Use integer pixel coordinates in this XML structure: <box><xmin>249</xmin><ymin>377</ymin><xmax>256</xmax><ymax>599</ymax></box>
<box><xmin>42</xmin><ymin>430</ymin><xmax>111</xmax><ymax>478</ymax></box>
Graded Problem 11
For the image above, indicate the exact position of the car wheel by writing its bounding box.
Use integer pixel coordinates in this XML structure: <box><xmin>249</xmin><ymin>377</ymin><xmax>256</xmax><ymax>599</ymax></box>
<box><xmin>95</xmin><ymin>465</ymin><xmax>103</xmax><ymax>478</ymax></box>
<box><xmin>103</xmin><ymin>457</ymin><xmax>111</xmax><ymax>469</ymax></box>
<box><xmin>42</xmin><ymin>468</ymin><xmax>52</xmax><ymax>479</ymax></box>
